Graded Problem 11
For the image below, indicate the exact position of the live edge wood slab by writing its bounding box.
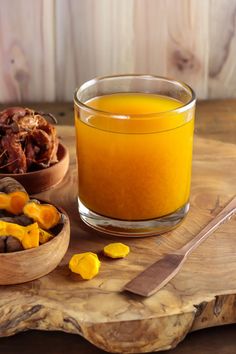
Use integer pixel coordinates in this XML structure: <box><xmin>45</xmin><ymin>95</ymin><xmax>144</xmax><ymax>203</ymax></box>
<box><xmin>0</xmin><ymin>124</ymin><xmax>236</xmax><ymax>354</ymax></box>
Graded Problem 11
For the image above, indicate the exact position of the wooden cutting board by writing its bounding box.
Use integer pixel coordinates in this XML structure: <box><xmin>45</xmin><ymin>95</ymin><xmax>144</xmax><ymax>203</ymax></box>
<box><xmin>0</xmin><ymin>126</ymin><xmax>235</xmax><ymax>354</ymax></box>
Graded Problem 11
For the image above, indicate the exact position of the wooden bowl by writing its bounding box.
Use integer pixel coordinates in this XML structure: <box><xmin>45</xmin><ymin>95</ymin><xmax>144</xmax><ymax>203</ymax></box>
<box><xmin>0</xmin><ymin>143</ymin><xmax>69</xmax><ymax>194</ymax></box>
<box><xmin>0</xmin><ymin>204</ymin><xmax>70</xmax><ymax>285</ymax></box>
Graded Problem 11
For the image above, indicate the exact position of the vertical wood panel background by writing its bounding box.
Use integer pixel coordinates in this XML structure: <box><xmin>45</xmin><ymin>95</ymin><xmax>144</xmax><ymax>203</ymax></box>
<box><xmin>56</xmin><ymin>0</ymin><xmax>134</xmax><ymax>100</ymax></box>
<box><xmin>0</xmin><ymin>0</ymin><xmax>55</xmax><ymax>102</ymax></box>
<box><xmin>0</xmin><ymin>0</ymin><xmax>236</xmax><ymax>102</ymax></box>
<box><xmin>209</xmin><ymin>0</ymin><xmax>236</xmax><ymax>98</ymax></box>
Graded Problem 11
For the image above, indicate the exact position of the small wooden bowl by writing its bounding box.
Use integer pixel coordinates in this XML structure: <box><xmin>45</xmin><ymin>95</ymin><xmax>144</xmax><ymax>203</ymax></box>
<box><xmin>0</xmin><ymin>204</ymin><xmax>70</xmax><ymax>285</ymax></box>
<box><xmin>0</xmin><ymin>143</ymin><xmax>69</xmax><ymax>194</ymax></box>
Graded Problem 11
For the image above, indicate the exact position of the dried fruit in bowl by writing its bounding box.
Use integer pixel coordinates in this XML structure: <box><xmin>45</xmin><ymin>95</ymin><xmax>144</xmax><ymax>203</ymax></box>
<box><xmin>0</xmin><ymin>107</ymin><xmax>59</xmax><ymax>173</ymax></box>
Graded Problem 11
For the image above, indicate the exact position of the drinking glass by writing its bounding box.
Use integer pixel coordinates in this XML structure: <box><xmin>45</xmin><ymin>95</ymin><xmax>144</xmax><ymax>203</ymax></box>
<box><xmin>74</xmin><ymin>75</ymin><xmax>196</xmax><ymax>236</ymax></box>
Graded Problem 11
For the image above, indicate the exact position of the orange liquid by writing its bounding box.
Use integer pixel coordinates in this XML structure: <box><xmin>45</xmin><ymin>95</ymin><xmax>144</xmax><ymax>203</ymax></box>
<box><xmin>75</xmin><ymin>93</ymin><xmax>194</xmax><ymax>220</ymax></box>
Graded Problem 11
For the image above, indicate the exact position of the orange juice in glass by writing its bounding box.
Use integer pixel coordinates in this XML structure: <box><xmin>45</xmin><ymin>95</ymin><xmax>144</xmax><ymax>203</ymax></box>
<box><xmin>74</xmin><ymin>75</ymin><xmax>196</xmax><ymax>236</ymax></box>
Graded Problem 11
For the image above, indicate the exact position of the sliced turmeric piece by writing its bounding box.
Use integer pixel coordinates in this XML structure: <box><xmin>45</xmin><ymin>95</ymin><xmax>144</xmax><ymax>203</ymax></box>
<box><xmin>0</xmin><ymin>220</ymin><xmax>39</xmax><ymax>250</ymax></box>
<box><xmin>39</xmin><ymin>228</ymin><xmax>54</xmax><ymax>244</ymax></box>
<box><xmin>21</xmin><ymin>224</ymin><xmax>40</xmax><ymax>249</ymax></box>
<box><xmin>103</xmin><ymin>242</ymin><xmax>130</xmax><ymax>259</ymax></box>
<box><xmin>69</xmin><ymin>252</ymin><xmax>100</xmax><ymax>280</ymax></box>
<box><xmin>8</xmin><ymin>191</ymin><xmax>29</xmax><ymax>215</ymax></box>
<box><xmin>23</xmin><ymin>201</ymin><xmax>61</xmax><ymax>230</ymax></box>
<box><xmin>0</xmin><ymin>177</ymin><xmax>29</xmax><ymax>214</ymax></box>
<box><xmin>69</xmin><ymin>252</ymin><xmax>98</xmax><ymax>266</ymax></box>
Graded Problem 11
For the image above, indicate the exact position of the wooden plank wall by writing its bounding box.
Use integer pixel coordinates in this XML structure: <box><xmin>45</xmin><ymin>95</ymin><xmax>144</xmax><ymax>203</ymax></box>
<box><xmin>0</xmin><ymin>0</ymin><xmax>236</xmax><ymax>102</ymax></box>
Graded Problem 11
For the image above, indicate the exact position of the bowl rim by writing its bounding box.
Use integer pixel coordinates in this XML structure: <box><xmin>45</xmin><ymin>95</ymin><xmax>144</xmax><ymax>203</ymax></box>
<box><xmin>0</xmin><ymin>142</ymin><xmax>69</xmax><ymax>177</ymax></box>
<box><xmin>0</xmin><ymin>200</ymin><xmax>70</xmax><ymax>257</ymax></box>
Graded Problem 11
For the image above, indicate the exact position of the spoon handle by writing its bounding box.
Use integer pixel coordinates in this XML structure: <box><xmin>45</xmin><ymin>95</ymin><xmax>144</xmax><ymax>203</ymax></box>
<box><xmin>178</xmin><ymin>196</ymin><xmax>236</xmax><ymax>256</ymax></box>
<box><xmin>124</xmin><ymin>196</ymin><xmax>236</xmax><ymax>297</ymax></box>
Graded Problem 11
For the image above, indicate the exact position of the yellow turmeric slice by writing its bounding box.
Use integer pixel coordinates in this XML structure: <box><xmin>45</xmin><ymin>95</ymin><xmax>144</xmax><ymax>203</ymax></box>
<box><xmin>69</xmin><ymin>252</ymin><xmax>98</xmax><ymax>265</ymax></box>
<box><xmin>0</xmin><ymin>177</ymin><xmax>29</xmax><ymax>214</ymax></box>
<box><xmin>39</xmin><ymin>228</ymin><xmax>54</xmax><ymax>244</ymax></box>
<box><xmin>21</xmin><ymin>224</ymin><xmax>40</xmax><ymax>249</ymax></box>
<box><xmin>69</xmin><ymin>252</ymin><xmax>101</xmax><ymax>280</ymax></box>
<box><xmin>23</xmin><ymin>201</ymin><xmax>61</xmax><ymax>230</ymax></box>
<box><xmin>0</xmin><ymin>221</ymin><xmax>39</xmax><ymax>249</ymax></box>
<box><xmin>0</xmin><ymin>191</ymin><xmax>29</xmax><ymax>215</ymax></box>
<box><xmin>103</xmin><ymin>242</ymin><xmax>130</xmax><ymax>259</ymax></box>
<box><xmin>8</xmin><ymin>191</ymin><xmax>29</xmax><ymax>215</ymax></box>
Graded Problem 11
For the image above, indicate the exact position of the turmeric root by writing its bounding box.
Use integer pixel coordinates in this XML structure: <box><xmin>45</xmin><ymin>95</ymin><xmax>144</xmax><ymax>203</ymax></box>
<box><xmin>21</xmin><ymin>223</ymin><xmax>40</xmax><ymax>249</ymax></box>
<box><xmin>0</xmin><ymin>178</ymin><xmax>63</xmax><ymax>252</ymax></box>
<box><xmin>6</xmin><ymin>237</ymin><xmax>23</xmax><ymax>252</ymax></box>
<box><xmin>0</xmin><ymin>221</ymin><xmax>39</xmax><ymax>249</ymax></box>
<box><xmin>0</xmin><ymin>177</ymin><xmax>29</xmax><ymax>214</ymax></box>
<box><xmin>0</xmin><ymin>222</ymin><xmax>54</xmax><ymax>252</ymax></box>
<box><xmin>23</xmin><ymin>201</ymin><xmax>61</xmax><ymax>230</ymax></box>
<box><xmin>69</xmin><ymin>252</ymin><xmax>101</xmax><ymax>280</ymax></box>
<box><xmin>39</xmin><ymin>228</ymin><xmax>54</xmax><ymax>244</ymax></box>
<box><xmin>103</xmin><ymin>243</ymin><xmax>130</xmax><ymax>259</ymax></box>
<box><xmin>0</xmin><ymin>235</ymin><xmax>23</xmax><ymax>253</ymax></box>
<box><xmin>0</xmin><ymin>177</ymin><xmax>27</xmax><ymax>194</ymax></box>
<box><xmin>0</xmin><ymin>236</ymin><xmax>5</xmax><ymax>252</ymax></box>
<box><xmin>0</xmin><ymin>215</ymin><xmax>32</xmax><ymax>226</ymax></box>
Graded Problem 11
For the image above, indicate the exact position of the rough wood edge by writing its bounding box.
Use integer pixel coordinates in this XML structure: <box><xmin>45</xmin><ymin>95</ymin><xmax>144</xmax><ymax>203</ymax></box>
<box><xmin>0</xmin><ymin>293</ymin><xmax>236</xmax><ymax>353</ymax></box>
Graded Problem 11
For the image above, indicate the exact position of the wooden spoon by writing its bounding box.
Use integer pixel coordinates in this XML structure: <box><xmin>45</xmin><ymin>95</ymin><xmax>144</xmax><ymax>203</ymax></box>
<box><xmin>124</xmin><ymin>196</ymin><xmax>236</xmax><ymax>297</ymax></box>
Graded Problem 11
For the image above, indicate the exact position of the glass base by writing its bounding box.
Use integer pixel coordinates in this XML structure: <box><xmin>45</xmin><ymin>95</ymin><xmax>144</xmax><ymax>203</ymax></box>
<box><xmin>78</xmin><ymin>199</ymin><xmax>189</xmax><ymax>237</ymax></box>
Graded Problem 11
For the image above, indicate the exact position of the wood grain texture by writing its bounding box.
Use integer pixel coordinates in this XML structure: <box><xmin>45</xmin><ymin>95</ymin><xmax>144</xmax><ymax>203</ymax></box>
<box><xmin>125</xmin><ymin>196</ymin><xmax>236</xmax><ymax>296</ymax></box>
<box><xmin>0</xmin><ymin>325</ymin><xmax>236</xmax><ymax>354</ymax></box>
<box><xmin>166</xmin><ymin>0</ymin><xmax>209</xmax><ymax>99</ymax></box>
<box><xmin>1</xmin><ymin>325</ymin><xmax>236</xmax><ymax>354</ymax></box>
<box><xmin>0</xmin><ymin>0</ymin><xmax>55</xmax><ymax>103</ymax></box>
<box><xmin>209</xmin><ymin>0</ymin><xmax>236</xmax><ymax>98</ymax></box>
<box><xmin>0</xmin><ymin>1</ymin><xmax>236</xmax><ymax>101</ymax></box>
<box><xmin>0</xmin><ymin>125</ymin><xmax>235</xmax><ymax>353</ymax></box>
<box><xmin>134</xmin><ymin>0</ymin><xmax>167</xmax><ymax>76</ymax></box>
<box><xmin>134</xmin><ymin>0</ymin><xmax>209</xmax><ymax>99</ymax></box>
<box><xmin>55</xmin><ymin>0</ymin><xmax>134</xmax><ymax>100</ymax></box>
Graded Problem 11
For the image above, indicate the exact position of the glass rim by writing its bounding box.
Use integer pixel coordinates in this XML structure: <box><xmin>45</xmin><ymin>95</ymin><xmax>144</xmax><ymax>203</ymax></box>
<box><xmin>74</xmin><ymin>74</ymin><xmax>196</xmax><ymax>119</ymax></box>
